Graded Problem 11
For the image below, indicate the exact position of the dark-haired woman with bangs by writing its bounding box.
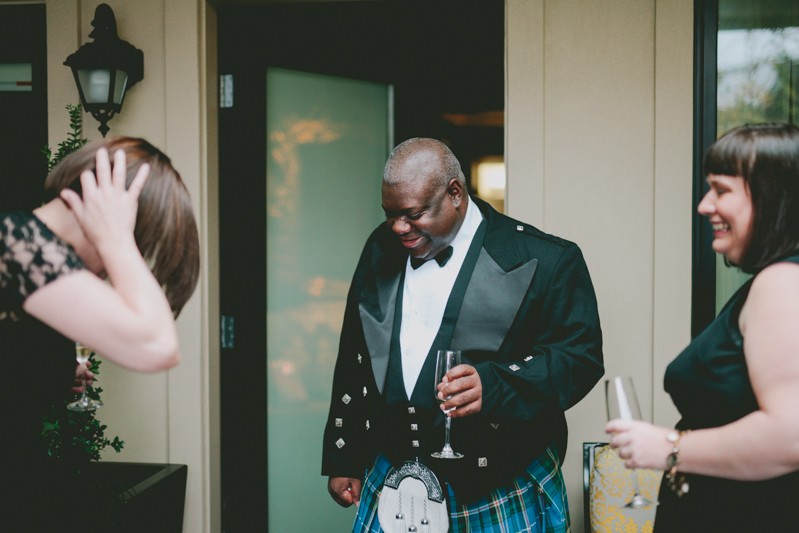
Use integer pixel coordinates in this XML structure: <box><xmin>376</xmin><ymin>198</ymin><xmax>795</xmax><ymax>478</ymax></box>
<box><xmin>0</xmin><ymin>137</ymin><xmax>199</xmax><ymax>530</ymax></box>
<box><xmin>605</xmin><ymin>123</ymin><xmax>799</xmax><ymax>532</ymax></box>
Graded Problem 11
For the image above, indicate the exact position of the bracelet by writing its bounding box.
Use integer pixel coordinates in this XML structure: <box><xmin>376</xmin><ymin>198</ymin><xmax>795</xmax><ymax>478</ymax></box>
<box><xmin>665</xmin><ymin>430</ymin><xmax>690</xmax><ymax>497</ymax></box>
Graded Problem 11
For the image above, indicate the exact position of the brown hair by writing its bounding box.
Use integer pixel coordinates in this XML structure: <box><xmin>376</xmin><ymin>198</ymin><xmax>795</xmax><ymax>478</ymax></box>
<box><xmin>44</xmin><ymin>137</ymin><xmax>200</xmax><ymax>315</ymax></box>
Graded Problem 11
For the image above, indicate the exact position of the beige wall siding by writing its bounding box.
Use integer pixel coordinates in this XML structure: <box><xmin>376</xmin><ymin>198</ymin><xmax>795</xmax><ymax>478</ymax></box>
<box><xmin>506</xmin><ymin>0</ymin><xmax>545</xmax><ymax>227</ymax></box>
<box><xmin>201</xmin><ymin>5</ymin><xmax>221</xmax><ymax>532</ymax></box>
<box><xmin>45</xmin><ymin>1</ymin><xmax>218</xmax><ymax>531</ymax></box>
<box><xmin>652</xmin><ymin>0</ymin><xmax>693</xmax><ymax>430</ymax></box>
<box><xmin>507</xmin><ymin>1</ymin><xmax>693</xmax><ymax>530</ymax></box>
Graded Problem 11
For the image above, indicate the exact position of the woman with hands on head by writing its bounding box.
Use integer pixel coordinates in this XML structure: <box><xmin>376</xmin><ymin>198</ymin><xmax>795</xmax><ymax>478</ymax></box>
<box><xmin>30</xmin><ymin>137</ymin><xmax>200</xmax><ymax>365</ymax></box>
<box><xmin>605</xmin><ymin>123</ymin><xmax>799</xmax><ymax>532</ymax></box>
<box><xmin>0</xmin><ymin>137</ymin><xmax>199</xmax><ymax>530</ymax></box>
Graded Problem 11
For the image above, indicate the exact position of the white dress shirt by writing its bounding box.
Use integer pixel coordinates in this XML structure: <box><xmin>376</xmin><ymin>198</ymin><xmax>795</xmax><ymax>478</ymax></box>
<box><xmin>399</xmin><ymin>197</ymin><xmax>484</xmax><ymax>398</ymax></box>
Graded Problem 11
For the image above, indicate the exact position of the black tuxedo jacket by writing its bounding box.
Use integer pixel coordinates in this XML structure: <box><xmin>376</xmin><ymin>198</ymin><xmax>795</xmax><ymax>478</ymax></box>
<box><xmin>322</xmin><ymin>197</ymin><xmax>603</xmax><ymax>502</ymax></box>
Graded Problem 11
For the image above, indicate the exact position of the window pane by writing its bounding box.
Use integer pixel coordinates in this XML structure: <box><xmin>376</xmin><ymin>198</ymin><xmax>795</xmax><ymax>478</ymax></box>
<box><xmin>714</xmin><ymin>0</ymin><xmax>799</xmax><ymax>312</ymax></box>
<box><xmin>0</xmin><ymin>63</ymin><xmax>32</xmax><ymax>92</ymax></box>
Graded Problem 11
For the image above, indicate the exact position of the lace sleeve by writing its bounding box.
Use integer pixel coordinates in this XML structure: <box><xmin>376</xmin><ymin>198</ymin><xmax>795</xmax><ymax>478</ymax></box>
<box><xmin>0</xmin><ymin>212</ymin><xmax>85</xmax><ymax>316</ymax></box>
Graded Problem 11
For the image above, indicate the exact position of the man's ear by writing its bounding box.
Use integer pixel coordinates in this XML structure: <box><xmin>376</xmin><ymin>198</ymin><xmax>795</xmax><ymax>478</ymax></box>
<box><xmin>447</xmin><ymin>178</ymin><xmax>465</xmax><ymax>207</ymax></box>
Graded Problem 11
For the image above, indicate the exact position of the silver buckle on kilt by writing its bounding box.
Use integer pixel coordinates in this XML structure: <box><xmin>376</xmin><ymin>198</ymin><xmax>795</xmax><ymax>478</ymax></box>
<box><xmin>377</xmin><ymin>459</ymin><xmax>449</xmax><ymax>533</ymax></box>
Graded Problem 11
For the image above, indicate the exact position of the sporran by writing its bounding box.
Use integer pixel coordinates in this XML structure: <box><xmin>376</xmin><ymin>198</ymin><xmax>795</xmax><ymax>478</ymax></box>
<box><xmin>377</xmin><ymin>459</ymin><xmax>449</xmax><ymax>533</ymax></box>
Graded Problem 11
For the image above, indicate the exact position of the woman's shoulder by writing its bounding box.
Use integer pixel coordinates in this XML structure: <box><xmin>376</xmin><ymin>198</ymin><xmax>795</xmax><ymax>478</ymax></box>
<box><xmin>1</xmin><ymin>211</ymin><xmax>57</xmax><ymax>244</ymax></box>
<box><xmin>755</xmin><ymin>255</ymin><xmax>799</xmax><ymax>284</ymax></box>
<box><xmin>748</xmin><ymin>251</ymin><xmax>799</xmax><ymax>290</ymax></box>
<box><xmin>1</xmin><ymin>210</ymin><xmax>33</xmax><ymax>235</ymax></box>
<box><xmin>741</xmin><ymin>258</ymin><xmax>799</xmax><ymax>330</ymax></box>
<box><xmin>2</xmin><ymin>211</ymin><xmax>66</xmax><ymax>257</ymax></box>
<box><xmin>1</xmin><ymin>211</ymin><xmax>84</xmax><ymax>313</ymax></box>
<box><xmin>749</xmin><ymin>259</ymin><xmax>799</xmax><ymax>298</ymax></box>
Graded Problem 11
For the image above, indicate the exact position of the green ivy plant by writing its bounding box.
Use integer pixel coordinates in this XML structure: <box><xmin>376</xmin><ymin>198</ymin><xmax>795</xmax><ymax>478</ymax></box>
<box><xmin>41</xmin><ymin>353</ymin><xmax>124</xmax><ymax>463</ymax></box>
<box><xmin>40</xmin><ymin>104</ymin><xmax>124</xmax><ymax>464</ymax></box>
<box><xmin>43</xmin><ymin>103</ymin><xmax>89</xmax><ymax>172</ymax></box>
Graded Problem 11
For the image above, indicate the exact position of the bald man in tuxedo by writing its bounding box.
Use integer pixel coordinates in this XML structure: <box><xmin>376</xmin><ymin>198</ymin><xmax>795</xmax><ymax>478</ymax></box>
<box><xmin>322</xmin><ymin>137</ymin><xmax>603</xmax><ymax>532</ymax></box>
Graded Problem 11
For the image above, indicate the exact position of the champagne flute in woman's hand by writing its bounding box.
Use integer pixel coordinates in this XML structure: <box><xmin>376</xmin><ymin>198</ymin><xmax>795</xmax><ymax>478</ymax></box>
<box><xmin>432</xmin><ymin>350</ymin><xmax>463</xmax><ymax>459</ymax></box>
<box><xmin>605</xmin><ymin>376</ymin><xmax>657</xmax><ymax>509</ymax></box>
<box><xmin>67</xmin><ymin>343</ymin><xmax>103</xmax><ymax>412</ymax></box>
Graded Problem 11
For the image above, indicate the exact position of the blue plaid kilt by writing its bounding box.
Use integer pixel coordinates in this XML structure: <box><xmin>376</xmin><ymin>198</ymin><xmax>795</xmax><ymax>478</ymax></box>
<box><xmin>352</xmin><ymin>449</ymin><xmax>570</xmax><ymax>533</ymax></box>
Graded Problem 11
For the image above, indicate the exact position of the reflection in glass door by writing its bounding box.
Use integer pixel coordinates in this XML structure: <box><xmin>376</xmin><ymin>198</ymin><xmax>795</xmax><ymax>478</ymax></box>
<box><xmin>713</xmin><ymin>0</ymin><xmax>799</xmax><ymax>311</ymax></box>
<box><xmin>265</xmin><ymin>67</ymin><xmax>391</xmax><ymax>532</ymax></box>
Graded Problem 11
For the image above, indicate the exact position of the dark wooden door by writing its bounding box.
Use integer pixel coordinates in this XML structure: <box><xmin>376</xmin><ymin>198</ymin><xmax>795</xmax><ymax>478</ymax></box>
<box><xmin>0</xmin><ymin>4</ymin><xmax>48</xmax><ymax>211</ymax></box>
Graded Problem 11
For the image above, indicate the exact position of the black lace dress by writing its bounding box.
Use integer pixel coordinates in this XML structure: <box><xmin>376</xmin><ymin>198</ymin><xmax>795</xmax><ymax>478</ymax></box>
<box><xmin>0</xmin><ymin>211</ymin><xmax>85</xmax><ymax>530</ymax></box>
<box><xmin>654</xmin><ymin>253</ymin><xmax>799</xmax><ymax>532</ymax></box>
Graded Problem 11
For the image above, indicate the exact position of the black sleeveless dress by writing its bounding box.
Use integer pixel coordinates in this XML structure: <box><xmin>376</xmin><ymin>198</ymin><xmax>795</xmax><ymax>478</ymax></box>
<box><xmin>654</xmin><ymin>253</ymin><xmax>799</xmax><ymax>532</ymax></box>
<box><xmin>1</xmin><ymin>212</ymin><xmax>85</xmax><ymax>531</ymax></box>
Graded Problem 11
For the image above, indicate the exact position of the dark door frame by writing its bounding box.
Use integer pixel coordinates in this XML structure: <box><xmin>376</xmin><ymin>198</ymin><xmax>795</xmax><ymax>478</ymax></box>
<box><xmin>217</xmin><ymin>10</ymin><xmax>269</xmax><ymax>531</ymax></box>
<box><xmin>217</xmin><ymin>3</ymin><xmax>504</xmax><ymax>530</ymax></box>
<box><xmin>692</xmin><ymin>0</ymin><xmax>719</xmax><ymax>336</ymax></box>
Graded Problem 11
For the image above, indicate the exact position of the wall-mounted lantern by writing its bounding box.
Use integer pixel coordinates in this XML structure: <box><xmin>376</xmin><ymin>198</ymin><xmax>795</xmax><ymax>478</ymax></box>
<box><xmin>64</xmin><ymin>3</ymin><xmax>143</xmax><ymax>137</ymax></box>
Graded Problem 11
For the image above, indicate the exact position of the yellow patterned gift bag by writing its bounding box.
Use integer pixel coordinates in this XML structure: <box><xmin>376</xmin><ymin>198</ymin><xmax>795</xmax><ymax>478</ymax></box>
<box><xmin>588</xmin><ymin>444</ymin><xmax>662</xmax><ymax>533</ymax></box>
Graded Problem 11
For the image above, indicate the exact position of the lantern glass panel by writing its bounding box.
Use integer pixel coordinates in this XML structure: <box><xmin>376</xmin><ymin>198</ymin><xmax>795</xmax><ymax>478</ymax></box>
<box><xmin>113</xmin><ymin>70</ymin><xmax>128</xmax><ymax>104</ymax></box>
<box><xmin>78</xmin><ymin>69</ymin><xmax>111</xmax><ymax>103</ymax></box>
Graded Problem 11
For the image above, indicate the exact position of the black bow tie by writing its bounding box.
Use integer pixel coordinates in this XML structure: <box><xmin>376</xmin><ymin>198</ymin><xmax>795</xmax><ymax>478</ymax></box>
<box><xmin>409</xmin><ymin>246</ymin><xmax>453</xmax><ymax>270</ymax></box>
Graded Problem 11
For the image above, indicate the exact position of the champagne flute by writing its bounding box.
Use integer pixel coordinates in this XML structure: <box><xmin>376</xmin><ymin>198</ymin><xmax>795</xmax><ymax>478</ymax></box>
<box><xmin>431</xmin><ymin>349</ymin><xmax>463</xmax><ymax>459</ymax></box>
<box><xmin>605</xmin><ymin>376</ymin><xmax>656</xmax><ymax>509</ymax></box>
<box><xmin>67</xmin><ymin>343</ymin><xmax>103</xmax><ymax>412</ymax></box>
